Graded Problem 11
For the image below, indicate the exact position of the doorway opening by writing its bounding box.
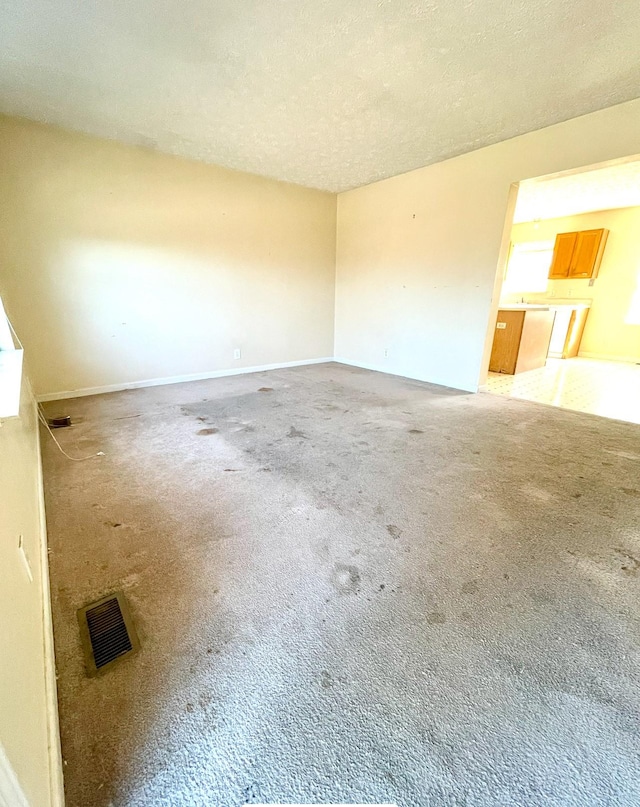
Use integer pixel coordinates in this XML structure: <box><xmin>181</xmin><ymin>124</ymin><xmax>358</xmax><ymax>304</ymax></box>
<box><xmin>481</xmin><ymin>157</ymin><xmax>640</xmax><ymax>425</ymax></box>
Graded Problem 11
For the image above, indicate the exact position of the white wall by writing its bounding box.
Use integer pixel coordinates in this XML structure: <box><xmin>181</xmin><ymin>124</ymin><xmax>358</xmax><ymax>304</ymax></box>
<box><xmin>507</xmin><ymin>207</ymin><xmax>640</xmax><ymax>363</ymax></box>
<box><xmin>0</xmin><ymin>116</ymin><xmax>337</xmax><ymax>399</ymax></box>
<box><xmin>335</xmin><ymin>99</ymin><xmax>640</xmax><ymax>391</ymax></box>
<box><xmin>0</xmin><ymin>372</ymin><xmax>63</xmax><ymax>807</ymax></box>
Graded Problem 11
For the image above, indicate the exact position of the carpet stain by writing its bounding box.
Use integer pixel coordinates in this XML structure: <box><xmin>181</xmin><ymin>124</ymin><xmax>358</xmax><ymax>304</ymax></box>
<box><xmin>387</xmin><ymin>524</ymin><xmax>402</xmax><ymax>539</ymax></box>
<box><xmin>198</xmin><ymin>692</ymin><xmax>213</xmax><ymax>709</ymax></box>
<box><xmin>615</xmin><ymin>548</ymin><xmax>640</xmax><ymax>574</ymax></box>
<box><xmin>409</xmin><ymin>428</ymin><xmax>424</xmax><ymax>434</ymax></box>
<box><xmin>287</xmin><ymin>426</ymin><xmax>308</xmax><ymax>439</ymax></box>
<box><xmin>319</xmin><ymin>670</ymin><xmax>334</xmax><ymax>689</ymax></box>
<box><xmin>528</xmin><ymin>588</ymin><xmax>556</xmax><ymax>605</ymax></box>
<box><xmin>461</xmin><ymin>579</ymin><xmax>479</xmax><ymax>595</ymax></box>
<box><xmin>426</xmin><ymin>611</ymin><xmax>446</xmax><ymax>625</ymax></box>
<box><xmin>333</xmin><ymin>563</ymin><xmax>361</xmax><ymax>593</ymax></box>
<box><xmin>621</xmin><ymin>487</ymin><xmax>640</xmax><ymax>497</ymax></box>
<box><xmin>197</xmin><ymin>428</ymin><xmax>218</xmax><ymax>436</ymax></box>
<box><xmin>104</xmin><ymin>521</ymin><xmax>122</xmax><ymax>528</ymax></box>
<box><xmin>258</xmin><ymin>387</ymin><xmax>273</xmax><ymax>392</ymax></box>
<box><xmin>242</xmin><ymin>782</ymin><xmax>263</xmax><ymax>803</ymax></box>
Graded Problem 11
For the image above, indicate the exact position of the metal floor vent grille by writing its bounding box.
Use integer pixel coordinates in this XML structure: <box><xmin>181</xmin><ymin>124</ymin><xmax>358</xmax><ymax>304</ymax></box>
<box><xmin>78</xmin><ymin>592</ymin><xmax>139</xmax><ymax>676</ymax></box>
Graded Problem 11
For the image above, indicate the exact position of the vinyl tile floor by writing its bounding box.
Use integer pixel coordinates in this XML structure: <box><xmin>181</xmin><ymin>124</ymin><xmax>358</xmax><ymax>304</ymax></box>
<box><xmin>485</xmin><ymin>357</ymin><xmax>640</xmax><ymax>424</ymax></box>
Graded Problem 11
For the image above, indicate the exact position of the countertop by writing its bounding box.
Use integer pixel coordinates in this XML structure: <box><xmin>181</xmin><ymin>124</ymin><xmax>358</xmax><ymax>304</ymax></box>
<box><xmin>499</xmin><ymin>300</ymin><xmax>591</xmax><ymax>312</ymax></box>
<box><xmin>498</xmin><ymin>304</ymin><xmax>550</xmax><ymax>311</ymax></box>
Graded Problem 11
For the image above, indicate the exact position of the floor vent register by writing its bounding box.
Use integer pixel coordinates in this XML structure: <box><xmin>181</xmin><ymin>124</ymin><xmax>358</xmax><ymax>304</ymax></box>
<box><xmin>77</xmin><ymin>592</ymin><xmax>139</xmax><ymax>676</ymax></box>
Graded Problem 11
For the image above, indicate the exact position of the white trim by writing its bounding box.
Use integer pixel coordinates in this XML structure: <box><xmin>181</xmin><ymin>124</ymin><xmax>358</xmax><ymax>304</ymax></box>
<box><xmin>33</xmin><ymin>387</ymin><xmax>65</xmax><ymax>807</ymax></box>
<box><xmin>0</xmin><ymin>301</ymin><xmax>25</xmax><ymax>419</ymax></box>
<box><xmin>0</xmin><ymin>349</ymin><xmax>24</xmax><ymax>419</ymax></box>
<box><xmin>0</xmin><ymin>744</ymin><xmax>29</xmax><ymax>807</ymax></box>
<box><xmin>36</xmin><ymin>358</ymin><xmax>334</xmax><ymax>402</ymax></box>
<box><xmin>577</xmin><ymin>351</ymin><xmax>640</xmax><ymax>364</ymax></box>
<box><xmin>333</xmin><ymin>358</ymin><xmax>476</xmax><ymax>393</ymax></box>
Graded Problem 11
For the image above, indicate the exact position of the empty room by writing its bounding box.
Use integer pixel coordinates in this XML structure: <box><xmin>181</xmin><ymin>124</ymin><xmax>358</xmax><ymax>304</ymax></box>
<box><xmin>1</xmin><ymin>2</ymin><xmax>640</xmax><ymax>807</ymax></box>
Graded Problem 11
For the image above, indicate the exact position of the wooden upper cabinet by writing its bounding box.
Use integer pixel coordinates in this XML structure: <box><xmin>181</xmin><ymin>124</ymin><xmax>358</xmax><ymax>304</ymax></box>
<box><xmin>548</xmin><ymin>228</ymin><xmax>608</xmax><ymax>280</ymax></box>
<box><xmin>568</xmin><ymin>229</ymin><xmax>608</xmax><ymax>278</ymax></box>
<box><xmin>548</xmin><ymin>232</ymin><xmax>578</xmax><ymax>278</ymax></box>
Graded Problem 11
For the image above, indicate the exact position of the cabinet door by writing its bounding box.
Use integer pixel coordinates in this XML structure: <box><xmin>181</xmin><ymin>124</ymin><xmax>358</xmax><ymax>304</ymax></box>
<box><xmin>568</xmin><ymin>229</ymin><xmax>607</xmax><ymax>278</ymax></box>
<box><xmin>562</xmin><ymin>308</ymin><xmax>589</xmax><ymax>358</ymax></box>
<box><xmin>515</xmin><ymin>310</ymin><xmax>555</xmax><ymax>373</ymax></box>
<box><xmin>489</xmin><ymin>311</ymin><xmax>524</xmax><ymax>374</ymax></box>
<box><xmin>548</xmin><ymin>232</ymin><xmax>577</xmax><ymax>279</ymax></box>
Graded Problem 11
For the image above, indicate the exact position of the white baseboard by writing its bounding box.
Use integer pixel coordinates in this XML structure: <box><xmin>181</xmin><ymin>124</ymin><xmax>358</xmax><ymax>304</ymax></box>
<box><xmin>578</xmin><ymin>351</ymin><xmax>640</xmax><ymax>364</ymax></box>
<box><xmin>33</xmin><ymin>390</ymin><xmax>65</xmax><ymax>807</ymax></box>
<box><xmin>36</xmin><ymin>358</ymin><xmax>334</xmax><ymax>402</ymax></box>
<box><xmin>334</xmin><ymin>356</ymin><xmax>405</xmax><ymax>377</ymax></box>
<box><xmin>333</xmin><ymin>358</ymin><xmax>476</xmax><ymax>392</ymax></box>
<box><xmin>37</xmin><ymin>356</ymin><xmax>480</xmax><ymax>403</ymax></box>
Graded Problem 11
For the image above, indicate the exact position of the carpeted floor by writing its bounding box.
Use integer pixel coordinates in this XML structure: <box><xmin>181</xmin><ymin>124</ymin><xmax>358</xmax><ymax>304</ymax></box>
<box><xmin>42</xmin><ymin>363</ymin><xmax>640</xmax><ymax>807</ymax></box>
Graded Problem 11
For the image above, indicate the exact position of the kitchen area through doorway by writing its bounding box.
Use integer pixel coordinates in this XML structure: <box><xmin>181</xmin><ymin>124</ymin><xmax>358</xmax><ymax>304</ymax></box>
<box><xmin>484</xmin><ymin>159</ymin><xmax>640</xmax><ymax>425</ymax></box>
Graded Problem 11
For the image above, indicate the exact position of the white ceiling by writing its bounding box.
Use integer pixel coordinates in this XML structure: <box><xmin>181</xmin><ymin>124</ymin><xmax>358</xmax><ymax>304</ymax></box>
<box><xmin>1</xmin><ymin>0</ymin><xmax>640</xmax><ymax>192</ymax></box>
<box><xmin>514</xmin><ymin>160</ymin><xmax>640</xmax><ymax>223</ymax></box>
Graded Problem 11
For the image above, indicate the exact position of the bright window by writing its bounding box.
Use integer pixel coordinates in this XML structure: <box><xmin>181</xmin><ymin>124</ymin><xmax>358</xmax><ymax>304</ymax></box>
<box><xmin>502</xmin><ymin>240</ymin><xmax>554</xmax><ymax>295</ymax></box>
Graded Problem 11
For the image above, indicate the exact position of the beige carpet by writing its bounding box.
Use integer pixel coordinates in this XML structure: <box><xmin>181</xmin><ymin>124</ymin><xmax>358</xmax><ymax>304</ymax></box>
<box><xmin>42</xmin><ymin>363</ymin><xmax>640</xmax><ymax>807</ymax></box>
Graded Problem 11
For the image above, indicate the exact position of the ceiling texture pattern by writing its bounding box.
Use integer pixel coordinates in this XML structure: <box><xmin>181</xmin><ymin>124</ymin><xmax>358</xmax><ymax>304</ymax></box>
<box><xmin>1</xmin><ymin>0</ymin><xmax>640</xmax><ymax>191</ymax></box>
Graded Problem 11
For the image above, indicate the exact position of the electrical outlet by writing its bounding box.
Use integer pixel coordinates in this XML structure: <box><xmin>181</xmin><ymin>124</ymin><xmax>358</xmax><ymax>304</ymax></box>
<box><xmin>384</xmin><ymin>348</ymin><xmax>389</xmax><ymax>358</ymax></box>
<box><xmin>18</xmin><ymin>535</ymin><xmax>33</xmax><ymax>583</ymax></box>
<box><xmin>233</xmin><ymin>348</ymin><xmax>241</xmax><ymax>360</ymax></box>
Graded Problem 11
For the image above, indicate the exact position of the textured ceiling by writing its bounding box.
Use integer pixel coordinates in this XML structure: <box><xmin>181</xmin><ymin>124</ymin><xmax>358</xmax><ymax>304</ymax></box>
<box><xmin>1</xmin><ymin>0</ymin><xmax>640</xmax><ymax>192</ymax></box>
<box><xmin>514</xmin><ymin>160</ymin><xmax>640</xmax><ymax>222</ymax></box>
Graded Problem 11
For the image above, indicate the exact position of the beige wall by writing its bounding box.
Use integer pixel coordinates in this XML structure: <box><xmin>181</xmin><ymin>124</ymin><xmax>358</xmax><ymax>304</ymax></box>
<box><xmin>508</xmin><ymin>207</ymin><xmax>640</xmax><ymax>362</ymax></box>
<box><xmin>0</xmin><ymin>373</ymin><xmax>63</xmax><ymax>806</ymax></box>
<box><xmin>0</xmin><ymin>116</ymin><xmax>337</xmax><ymax>398</ymax></box>
<box><xmin>335</xmin><ymin>99</ymin><xmax>640</xmax><ymax>391</ymax></box>
<box><xmin>3</xmin><ymin>103</ymin><xmax>640</xmax><ymax>398</ymax></box>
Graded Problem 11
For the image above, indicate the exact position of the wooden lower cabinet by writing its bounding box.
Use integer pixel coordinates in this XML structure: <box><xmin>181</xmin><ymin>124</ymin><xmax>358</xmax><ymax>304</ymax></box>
<box><xmin>489</xmin><ymin>309</ymin><xmax>556</xmax><ymax>374</ymax></box>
